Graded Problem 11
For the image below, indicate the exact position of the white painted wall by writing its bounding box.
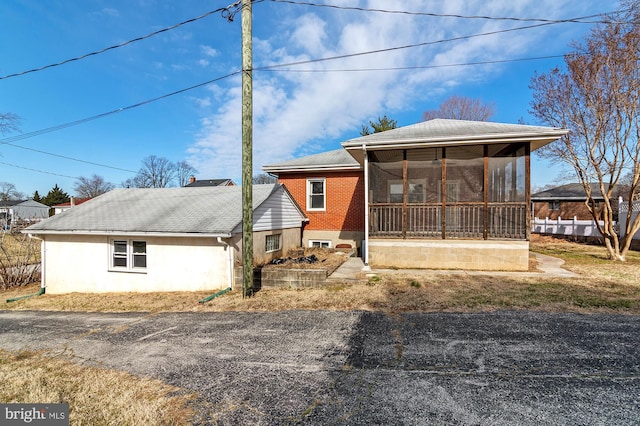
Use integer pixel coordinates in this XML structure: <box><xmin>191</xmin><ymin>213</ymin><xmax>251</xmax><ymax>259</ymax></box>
<box><xmin>41</xmin><ymin>234</ymin><xmax>230</xmax><ymax>294</ymax></box>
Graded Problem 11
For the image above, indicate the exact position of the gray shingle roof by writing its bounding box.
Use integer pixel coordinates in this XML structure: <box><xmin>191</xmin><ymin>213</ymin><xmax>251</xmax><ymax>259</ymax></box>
<box><xmin>26</xmin><ymin>184</ymin><xmax>280</xmax><ymax>236</ymax></box>
<box><xmin>185</xmin><ymin>178</ymin><xmax>234</xmax><ymax>187</ymax></box>
<box><xmin>262</xmin><ymin>149</ymin><xmax>360</xmax><ymax>173</ymax></box>
<box><xmin>342</xmin><ymin>119</ymin><xmax>568</xmax><ymax>152</ymax></box>
<box><xmin>532</xmin><ymin>183</ymin><xmax>606</xmax><ymax>201</ymax></box>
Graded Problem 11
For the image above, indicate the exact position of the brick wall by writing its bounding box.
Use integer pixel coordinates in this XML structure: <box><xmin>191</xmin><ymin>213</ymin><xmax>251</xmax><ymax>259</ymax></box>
<box><xmin>534</xmin><ymin>201</ymin><xmax>601</xmax><ymax>220</ymax></box>
<box><xmin>278</xmin><ymin>171</ymin><xmax>364</xmax><ymax>232</ymax></box>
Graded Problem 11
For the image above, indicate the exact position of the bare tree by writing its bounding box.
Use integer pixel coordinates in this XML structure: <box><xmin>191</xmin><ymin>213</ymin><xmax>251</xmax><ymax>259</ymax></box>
<box><xmin>0</xmin><ymin>182</ymin><xmax>25</xmax><ymax>201</ymax></box>
<box><xmin>74</xmin><ymin>174</ymin><xmax>115</xmax><ymax>198</ymax></box>
<box><xmin>422</xmin><ymin>96</ymin><xmax>495</xmax><ymax>121</ymax></box>
<box><xmin>175</xmin><ymin>160</ymin><xmax>198</xmax><ymax>187</ymax></box>
<box><xmin>252</xmin><ymin>173</ymin><xmax>277</xmax><ymax>184</ymax></box>
<box><xmin>127</xmin><ymin>155</ymin><xmax>177</xmax><ymax>188</ymax></box>
<box><xmin>529</xmin><ymin>2</ymin><xmax>640</xmax><ymax>260</ymax></box>
<box><xmin>0</xmin><ymin>112</ymin><xmax>21</xmax><ymax>135</ymax></box>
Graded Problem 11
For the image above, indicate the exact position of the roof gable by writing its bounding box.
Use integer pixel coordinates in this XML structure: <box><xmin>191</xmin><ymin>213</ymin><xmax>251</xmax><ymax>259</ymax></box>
<box><xmin>26</xmin><ymin>184</ymin><xmax>292</xmax><ymax>236</ymax></box>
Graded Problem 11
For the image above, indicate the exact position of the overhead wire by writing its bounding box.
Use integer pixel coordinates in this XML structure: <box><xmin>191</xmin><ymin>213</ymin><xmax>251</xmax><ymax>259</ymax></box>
<box><xmin>0</xmin><ymin>2</ymin><xmax>242</xmax><ymax>81</ymax></box>
<box><xmin>255</xmin><ymin>54</ymin><xmax>573</xmax><ymax>73</ymax></box>
<box><xmin>267</xmin><ymin>0</ymin><xmax>624</xmax><ymax>25</ymax></box>
<box><xmin>254</xmin><ymin>20</ymin><xmax>578</xmax><ymax>71</ymax></box>
<box><xmin>0</xmin><ymin>71</ymin><xmax>240</xmax><ymax>145</ymax></box>
<box><xmin>0</xmin><ymin>161</ymin><xmax>79</xmax><ymax>180</ymax></box>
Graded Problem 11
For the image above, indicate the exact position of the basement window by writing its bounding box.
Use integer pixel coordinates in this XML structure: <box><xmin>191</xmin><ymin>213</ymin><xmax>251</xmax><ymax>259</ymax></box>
<box><xmin>309</xmin><ymin>240</ymin><xmax>331</xmax><ymax>248</ymax></box>
<box><xmin>265</xmin><ymin>234</ymin><xmax>282</xmax><ymax>253</ymax></box>
<box><xmin>110</xmin><ymin>239</ymin><xmax>147</xmax><ymax>272</ymax></box>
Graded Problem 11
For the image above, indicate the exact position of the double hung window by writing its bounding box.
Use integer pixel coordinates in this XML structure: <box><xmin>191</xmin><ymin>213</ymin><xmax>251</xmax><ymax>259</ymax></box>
<box><xmin>307</xmin><ymin>178</ymin><xmax>326</xmax><ymax>211</ymax></box>
<box><xmin>111</xmin><ymin>239</ymin><xmax>147</xmax><ymax>271</ymax></box>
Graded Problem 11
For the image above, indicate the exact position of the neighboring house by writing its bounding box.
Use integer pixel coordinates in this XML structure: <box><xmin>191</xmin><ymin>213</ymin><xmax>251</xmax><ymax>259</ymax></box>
<box><xmin>185</xmin><ymin>176</ymin><xmax>235</xmax><ymax>187</ymax></box>
<box><xmin>532</xmin><ymin>183</ymin><xmax>606</xmax><ymax>220</ymax></box>
<box><xmin>264</xmin><ymin>119</ymin><xmax>567</xmax><ymax>271</ymax></box>
<box><xmin>25</xmin><ymin>184</ymin><xmax>306</xmax><ymax>294</ymax></box>
<box><xmin>52</xmin><ymin>197</ymin><xmax>92</xmax><ymax>215</ymax></box>
<box><xmin>0</xmin><ymin>199</ymin><xmax>49</xmax><ymax>228</ymax></box>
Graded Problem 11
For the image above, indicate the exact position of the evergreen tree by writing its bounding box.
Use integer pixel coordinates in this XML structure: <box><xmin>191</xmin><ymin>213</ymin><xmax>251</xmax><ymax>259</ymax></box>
<box><xmin>32</xmin><ymin>190</ymin><xmax>41</xmax><ymax>203</ymax></box>
<box><xmin>41</xmin><ymin>184</ymin><xmax>70</xmax><ymax>206</ymax></box>
<box><xmin>360</xmin><ymin>115</ymin><xmax>397</xmax><ymax>136</ymax></box>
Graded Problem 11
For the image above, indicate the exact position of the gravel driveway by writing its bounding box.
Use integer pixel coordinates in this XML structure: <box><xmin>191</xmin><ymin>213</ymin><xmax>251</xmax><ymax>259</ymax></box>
<box><xmin>1</xmin><ymin>310</ymin><xmax>638</xmax><ymax>425</ymax></box>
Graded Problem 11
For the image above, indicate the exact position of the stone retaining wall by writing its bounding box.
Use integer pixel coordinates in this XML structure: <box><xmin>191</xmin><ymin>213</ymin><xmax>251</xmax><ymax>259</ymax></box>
<box><xmin>234</xmin><ymin>267</ymin><xmax>329</xmax><ymax>289</ymax></box>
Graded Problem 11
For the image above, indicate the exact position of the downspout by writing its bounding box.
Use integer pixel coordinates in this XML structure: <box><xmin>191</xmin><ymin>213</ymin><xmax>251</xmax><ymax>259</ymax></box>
<box><xmin>6</xmin><ymin>234</ymin><xmax>45</xmax><ymax>303</ymax></box>
<box><xmin>199</xmin><ymin>237</ymin><xmax>233</xmax><ymax>304</ymax></box>
<box><xmin>363</xmin><ymin>143</ymin><xmax>370</xmax><ymax>269</ymax></box>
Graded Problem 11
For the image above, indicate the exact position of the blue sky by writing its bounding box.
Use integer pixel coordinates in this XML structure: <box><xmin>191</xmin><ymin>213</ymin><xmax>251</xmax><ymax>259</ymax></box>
<box><xmin>0</xmin><ymin>0</ymin><xmax>618</xmax><ymax>197</ymax></box>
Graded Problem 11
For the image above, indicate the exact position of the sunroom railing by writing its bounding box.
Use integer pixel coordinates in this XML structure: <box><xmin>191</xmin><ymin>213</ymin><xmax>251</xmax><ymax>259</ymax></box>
<box><xmin>369</xmin><ymin>202</ymin><xmax>526</xmax><ymax>239</ymax></box>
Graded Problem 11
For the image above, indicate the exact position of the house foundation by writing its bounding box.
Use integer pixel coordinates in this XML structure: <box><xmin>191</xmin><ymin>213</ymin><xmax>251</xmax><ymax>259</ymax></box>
<box><xmin>368</xmin><ymin>239</ymin><xmax>529</xmax><ymax>271</ymax></box>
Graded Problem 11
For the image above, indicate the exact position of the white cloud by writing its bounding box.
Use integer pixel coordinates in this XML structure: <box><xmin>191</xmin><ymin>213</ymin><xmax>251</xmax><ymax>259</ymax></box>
<box><xmin>201</xmin><ymin>45</ymin><xmax>219</xmax><ymax>57</ymax></box>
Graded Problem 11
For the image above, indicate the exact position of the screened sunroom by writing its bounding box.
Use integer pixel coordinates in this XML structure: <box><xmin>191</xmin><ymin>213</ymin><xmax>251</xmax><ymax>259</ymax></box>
<box><xmin>343</xmin><ymin>119</ymin><xmax>568</xmax><ymax>271</ymax></box>
<box><xmin>368</xmin><ymin>143</ymin><xmax>528</xmax><ymax>240</ymax></box>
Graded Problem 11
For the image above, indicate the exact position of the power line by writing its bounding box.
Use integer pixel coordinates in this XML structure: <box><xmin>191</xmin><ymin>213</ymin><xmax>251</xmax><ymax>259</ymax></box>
<box><xmin>254</xmin><ymin>21</ymin><xmax>570</xmax><ymax>71</ymax></box>
<box><xmin>0</xmin><ymin>161</ymin><xmax>79</xmax><ymax>180</ymax></box>
<box><xmin>0</xmin><ymin>3</ymin><xmax>241</xmax><ymax>81</ymax></box>
<box><xmin>0</xmin><ymin>71</ymin><xmax>240</xmax><ymax>145</ymax></box>
<box><xmin>268</xmin><ymin>0</ymin><xmax>623</xmax><ymax>24</ymax></box>
<box><xmin>2</xmin><ymin>142</ymin><xmax>137</xmax><ymax>173</ymax></box>
<box><xmin>255</xmin><ymin>54</ymin><xmax>571</xmax><ymax>74</ymax></box>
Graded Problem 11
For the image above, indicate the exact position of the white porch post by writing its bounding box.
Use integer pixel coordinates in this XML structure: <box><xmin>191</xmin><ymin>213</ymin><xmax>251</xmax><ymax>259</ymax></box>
<box><xmin>363</xmin><ymin>144</ymin><xmax>370</xmax><ymax>268</ymax></box>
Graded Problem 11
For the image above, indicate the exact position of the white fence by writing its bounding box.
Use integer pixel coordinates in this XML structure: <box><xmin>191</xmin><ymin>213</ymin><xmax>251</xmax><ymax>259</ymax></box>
<box><xmin>532</xmin><ymin>217</ymin><xmax>608</xmax><ymax>238</ymax></box>
<box><xmin>618</xmin><ymin>199</ymin><xmax>640</xmax><ymax>241</ymax></box>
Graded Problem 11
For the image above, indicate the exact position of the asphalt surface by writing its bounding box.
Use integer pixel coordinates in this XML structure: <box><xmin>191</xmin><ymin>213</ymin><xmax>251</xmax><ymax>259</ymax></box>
<box><xmin>0</xmin><ymin>310</ymin><xmax>639</xmax><ymax>425</ymax></box>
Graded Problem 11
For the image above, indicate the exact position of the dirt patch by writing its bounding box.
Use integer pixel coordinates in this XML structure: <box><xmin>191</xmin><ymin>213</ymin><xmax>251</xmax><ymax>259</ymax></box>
<box><xmin>261</xmin><ymin>247</ymin><xmax>350</xmax><ymax>275</ymax></box>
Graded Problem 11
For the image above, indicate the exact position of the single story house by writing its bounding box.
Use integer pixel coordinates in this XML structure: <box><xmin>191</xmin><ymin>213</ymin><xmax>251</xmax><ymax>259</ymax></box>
<box><xmin>24</xmin><ymin>184</ymin><xmax>306</xmax><ymax>294</ymax></box>
<box><xmin>1</xmin><ymin>199</ymin><xmax>49</xmax><ymax>228</ymax></box>
<box><xmin>264</xmin><ymin>119</ymin><xmax>568</xmax><ymax>271</ymax></box>
<box><xmin>532</xmin><ymin>183</ymin><xmax>606</xmax><ymax>220</ymax></box>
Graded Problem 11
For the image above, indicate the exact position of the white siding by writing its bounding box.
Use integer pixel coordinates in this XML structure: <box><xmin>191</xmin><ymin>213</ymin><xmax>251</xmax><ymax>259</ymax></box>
<box><xmin>41</xmin><ymin>235</ymin><xmax>230</xmax><ymax>294</ymax></box>
<box><xmin>234</xmin><ymin>185</ymin><xmax>306</xmax><ymax>233</ymax></box>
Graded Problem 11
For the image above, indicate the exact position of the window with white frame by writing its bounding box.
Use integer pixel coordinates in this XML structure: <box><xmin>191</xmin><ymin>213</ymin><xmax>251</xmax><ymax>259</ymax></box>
<box><xmin>309</xmin><ymin>240</ymin><xmax>331</xmax><ymax>248</ymax></box>
<box><xmin>307</xmin><ymin>178</ymin><xmax>326</xmax><ymax>211</ymax></box>
<box><xmin>388</xmin><ymin>179</ymin><xmax>426</xmax><ymax>203</ymax></box>
<box><xmin>265</xmin><ymin>234</ymin><xmax>281</xmax><ymax>253</ymax></box>
<box><xmin>110</xmin><ymin>239</ymin><xmax>147</xmax><ymax>271</ymax></box>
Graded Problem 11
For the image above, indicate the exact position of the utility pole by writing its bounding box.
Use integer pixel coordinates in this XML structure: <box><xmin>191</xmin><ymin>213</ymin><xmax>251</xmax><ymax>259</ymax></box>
<box><xmin>241</xmin><ymin>0</ymin><xmax>253</xmax><ymax>298</ymax></box>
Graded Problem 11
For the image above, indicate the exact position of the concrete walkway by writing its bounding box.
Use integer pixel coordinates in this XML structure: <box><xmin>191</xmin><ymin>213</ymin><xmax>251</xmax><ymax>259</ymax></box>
<box><xmin>328</xmin><ymin>252</ymin><xmax>579</xmax><ymax>280</ymax></box>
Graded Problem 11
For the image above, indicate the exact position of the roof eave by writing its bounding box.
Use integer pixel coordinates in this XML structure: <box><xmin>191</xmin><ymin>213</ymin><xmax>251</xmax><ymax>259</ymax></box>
<box><xmin>262</xmin><ymin>164</ymin><xmax>362</xmax><ymax>174</ymax></box>
<box><xmin>342</xmin><ymin>132</ymin><xmax>568</xmax><ymax>150</ymax></box>
<box><xmin>23</xmin><ymin>230</ymin><xmax>234</xmax><ymax>238</ymax></box>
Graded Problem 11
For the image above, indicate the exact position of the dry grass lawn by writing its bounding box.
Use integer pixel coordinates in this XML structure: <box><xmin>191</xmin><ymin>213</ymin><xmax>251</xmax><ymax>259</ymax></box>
<box><xmin>0</xmin><ymin>349</ymin><xmax>195</xmax><ymax>424</ymax></box>
<box><xmin>3</xmin><ymin>234</ymin><xmax>640</xmax><ymax>315</ymax></box>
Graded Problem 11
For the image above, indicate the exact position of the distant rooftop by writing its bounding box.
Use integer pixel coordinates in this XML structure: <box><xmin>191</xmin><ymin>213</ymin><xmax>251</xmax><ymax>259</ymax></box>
<box><xmin>185</xmin><ymin>178</ymin><xmax>235</xmax><ymax>187</ymax></box>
